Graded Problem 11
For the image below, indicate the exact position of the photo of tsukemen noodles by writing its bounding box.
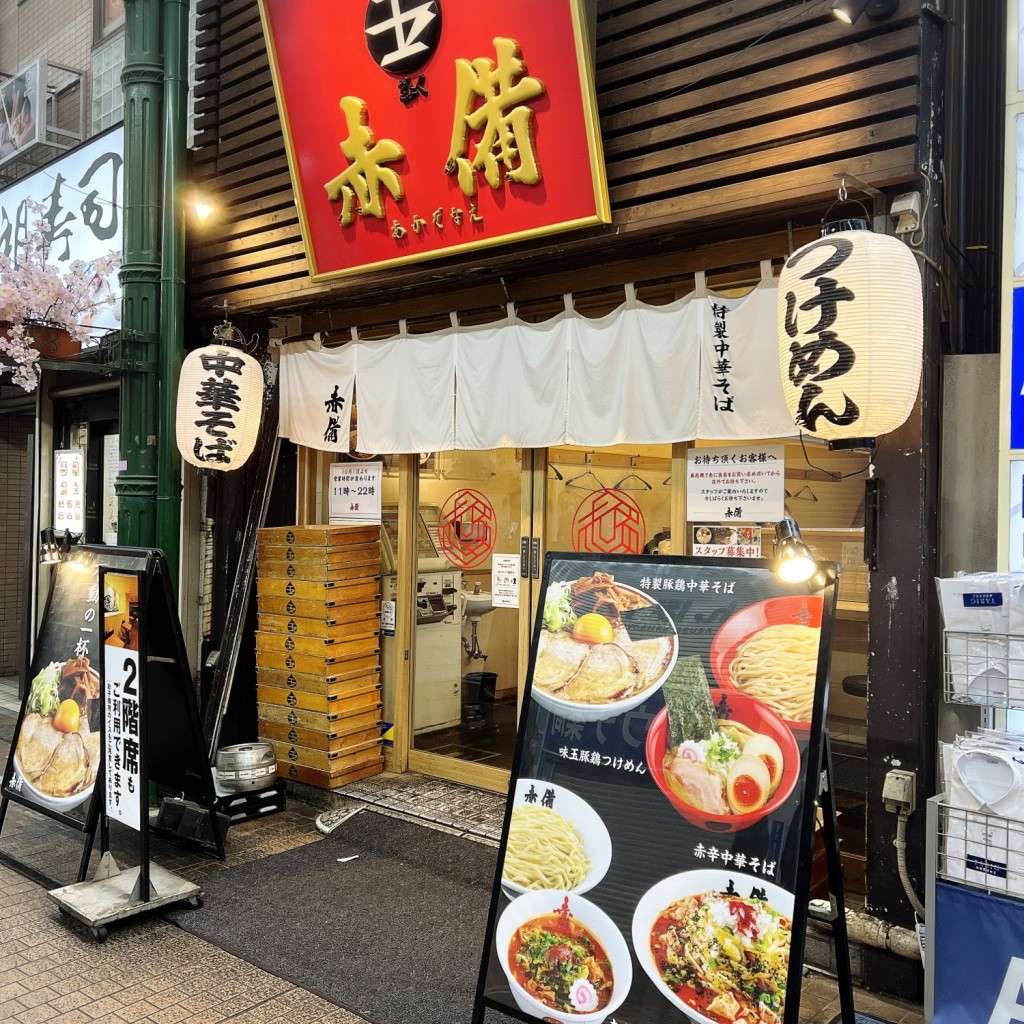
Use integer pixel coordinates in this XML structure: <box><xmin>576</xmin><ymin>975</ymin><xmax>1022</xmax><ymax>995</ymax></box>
<box><xmin>506</xmin><ymin>804</ymin><xmax>590</xmax><ymax>891</ymax></box>
<box><xmin>501</xmin><ymin>780</ymin><xmax>612</xmax><ymax>897</ymax></box>
<box><xmin>632</xmin><ymin>871</ymin><xmax>795</xmax><ymax>1024</ymax></box>
<box><xmin>727</xmin><ymin>624</ymin><xmax>819</xmax><ymax>722</ymax></box>
<box><xmin>710</xmin><ymin>596</ymin><xmax>825</xmax><ymax>727</ymax></box>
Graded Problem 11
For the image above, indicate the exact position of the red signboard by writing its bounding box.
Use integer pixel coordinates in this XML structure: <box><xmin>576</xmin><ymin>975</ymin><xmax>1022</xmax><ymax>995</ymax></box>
<box><xmin>258</xmin><ymin>0</ymin><xmax>610</xmax><ymax>281</ymax></box>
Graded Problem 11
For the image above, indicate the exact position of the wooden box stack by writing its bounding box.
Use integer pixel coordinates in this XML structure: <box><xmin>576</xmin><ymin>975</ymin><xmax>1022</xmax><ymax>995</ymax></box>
<box><xmin>255</xmin><ymin>524</ymin><xmax>384</xmax><ymax>790</ymax></box>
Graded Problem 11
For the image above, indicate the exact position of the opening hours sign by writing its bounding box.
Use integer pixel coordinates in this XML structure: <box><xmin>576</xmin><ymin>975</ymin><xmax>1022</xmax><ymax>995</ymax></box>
<box><xmin>258</xmin><ymin>0</ymin><xmax>610</xmax><ymax>280</ymax></box>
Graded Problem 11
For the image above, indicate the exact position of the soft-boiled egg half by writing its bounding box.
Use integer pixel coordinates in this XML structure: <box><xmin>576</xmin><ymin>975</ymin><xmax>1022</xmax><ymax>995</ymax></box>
<box><xmin>743</xmin><ymin>734</ymin><xmax>785</xmax><ymax>796</ymax></box>
<box><xmin>726</xmin><ymin>755</ymin><xmax>771</xmax><ymax>814</ymax></box>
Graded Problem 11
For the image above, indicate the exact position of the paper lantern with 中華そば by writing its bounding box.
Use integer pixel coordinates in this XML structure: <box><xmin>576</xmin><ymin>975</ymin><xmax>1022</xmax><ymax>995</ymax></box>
<box><xmin>777</xmin><ymin>227</ymin><xmax>923</xmax><ymax>440</ymax></box>
<box><xmin>175</xmin><ymin>345</ymin><xmax>264</xmax><ymax>469</ymax></box>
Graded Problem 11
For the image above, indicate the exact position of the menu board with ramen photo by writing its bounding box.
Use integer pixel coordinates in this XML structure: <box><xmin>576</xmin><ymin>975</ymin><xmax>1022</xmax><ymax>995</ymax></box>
<box><xmin>474</xmin><ymin>552</ymin><xmax>837</xmax><ymax>1024</ymax></box>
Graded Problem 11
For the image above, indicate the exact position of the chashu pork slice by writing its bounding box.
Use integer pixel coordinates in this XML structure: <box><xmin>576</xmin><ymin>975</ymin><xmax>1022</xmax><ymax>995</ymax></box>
<box><xmin>564</xmin><ymin>643</ymin><xmax>641</xmax><ymax>704</ymax></box>
<box><xmin>667</xmin><ymin>756</ymin><xmax>728</xmax><ymax>814</ymax></box>
<box><xmin>36</xmin><ymin>732</ymin><xmax>90</xmax><ymax>797</ymax></box>
<box><xmin>15</xmin><ymin>712</ymin><xmax>64</xmax><ymax>781</ymax></box>
<box><xmin>534</xmin><ymin>631</ymin><xmax>589</xmax><ymax>695</ymax></box>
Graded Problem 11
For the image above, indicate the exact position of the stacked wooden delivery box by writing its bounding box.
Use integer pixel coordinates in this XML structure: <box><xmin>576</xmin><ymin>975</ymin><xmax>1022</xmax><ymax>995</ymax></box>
<box><xmin>255</xmin><ymin>525</ymin><xmax>384</xmax><ymax>790</ymax></box>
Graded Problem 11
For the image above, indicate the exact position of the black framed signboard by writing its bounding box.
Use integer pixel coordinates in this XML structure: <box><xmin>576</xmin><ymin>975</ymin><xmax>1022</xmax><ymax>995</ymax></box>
<box><xmin>474</xmin><ymin>552</ymin><xmax>837</xmax><ymax>1024</ymax></box>
<box><xmin>0</xmin><ymin>544</ymin><xmax>223</xmax><ymax>884</ymax></box>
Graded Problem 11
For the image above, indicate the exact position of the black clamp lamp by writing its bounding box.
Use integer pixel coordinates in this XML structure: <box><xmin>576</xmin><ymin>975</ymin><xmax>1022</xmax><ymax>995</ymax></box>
<box><xmin>773</xmin><ymin>516</ymin><xmax>817</xmax><ymax>584</ymax></box>
<box><xmin>39</xmin><ymin>528</ymin><xmax>79</xmax><ymax>564</ymax></box>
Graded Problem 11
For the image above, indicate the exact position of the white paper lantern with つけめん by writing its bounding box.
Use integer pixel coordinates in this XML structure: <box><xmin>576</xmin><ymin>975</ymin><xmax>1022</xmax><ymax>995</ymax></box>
<box><xmin>175</xmin><ymin>345</ymin><xmax>264</xmax><ymax>469</ymax></box>
<box><xmin>777</xmin><ymin>227</ymin><xmax>923</xmax><ymax>440</ymax></box>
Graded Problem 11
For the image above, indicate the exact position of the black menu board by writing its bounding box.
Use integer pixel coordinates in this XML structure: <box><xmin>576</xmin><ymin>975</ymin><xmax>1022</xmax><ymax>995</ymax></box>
<box><xmin>474</xmin><ymin>552</ymin><xmax>837</xmax><ymax>1024</ymax></box>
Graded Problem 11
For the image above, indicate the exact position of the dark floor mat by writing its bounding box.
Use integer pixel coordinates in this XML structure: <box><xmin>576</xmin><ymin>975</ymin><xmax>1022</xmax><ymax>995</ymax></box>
<box><xmin>165</xmin><ymin>808</ymin><xmax>520</xmax><ymax>1024</ymax></box>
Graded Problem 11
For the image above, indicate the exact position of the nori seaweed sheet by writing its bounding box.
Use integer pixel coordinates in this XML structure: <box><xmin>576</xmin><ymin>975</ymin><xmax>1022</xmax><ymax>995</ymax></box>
<box><xmin>663</xmin><ymin>656</ymin><xmax>717</xmax><ymax>746</ymax></box>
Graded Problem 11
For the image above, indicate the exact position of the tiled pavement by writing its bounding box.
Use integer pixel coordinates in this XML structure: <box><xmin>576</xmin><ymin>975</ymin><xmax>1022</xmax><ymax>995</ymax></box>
<box><xmin>0</xmin><ymin>687</ymin><xmax>925</xmax><ymax>1024</ymax></box>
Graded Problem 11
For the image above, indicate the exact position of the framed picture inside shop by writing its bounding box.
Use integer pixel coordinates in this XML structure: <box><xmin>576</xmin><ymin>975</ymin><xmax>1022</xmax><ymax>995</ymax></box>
<box><xmin>473</xmin><ymin>551</ymin><xmax>837</xmax><ymax>1024</ymax></box>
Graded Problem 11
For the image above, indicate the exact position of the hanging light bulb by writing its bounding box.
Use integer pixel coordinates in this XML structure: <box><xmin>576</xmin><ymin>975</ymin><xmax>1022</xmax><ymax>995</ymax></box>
<box><xmin>774</xmin><ymin>516</ymin><xmax>817</xmax><ymax>583</ymax></box>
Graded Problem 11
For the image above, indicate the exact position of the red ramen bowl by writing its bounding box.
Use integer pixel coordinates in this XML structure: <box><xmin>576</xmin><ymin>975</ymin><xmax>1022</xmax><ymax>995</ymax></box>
<box><xmin>709</xmin><ymin>595</ymin><xmax>825</xmax><ymax>734</ymax></box>
<box><xmin>646</xmin><ymin>694</ymin><xmax>800</xmax><ymax>833</ymax></box>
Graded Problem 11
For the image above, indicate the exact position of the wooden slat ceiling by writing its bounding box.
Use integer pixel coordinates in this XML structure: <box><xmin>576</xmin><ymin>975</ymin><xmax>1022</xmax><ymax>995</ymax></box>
<box><xmin>188</xmin><ymin>0</ymin><xmax>922</xmax><ymax>318</ymax></box>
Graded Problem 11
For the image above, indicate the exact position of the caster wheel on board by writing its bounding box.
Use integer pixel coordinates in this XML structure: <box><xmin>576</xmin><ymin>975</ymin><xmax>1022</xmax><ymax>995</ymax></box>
<box><xmin>91</xmin><ymin>925</ymin><xmax>108</xmax><ymax>942</ymax></box>
<box><xmin>188</xmin><ymin>895</ymin><xmax>203</xmax><ymax>908</ymax></box>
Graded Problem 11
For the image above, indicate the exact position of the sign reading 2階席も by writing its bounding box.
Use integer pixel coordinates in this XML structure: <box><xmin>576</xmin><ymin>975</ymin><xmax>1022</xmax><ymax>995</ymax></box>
<box><xmin>257</xmin><ymin>0</ymin><xmax>610</xmax><ymax>281</ymax></box>
<box><xmin>474</xmin><ymin>552</ymin><xmax>837</xmax><ymax>1024</ymax></box>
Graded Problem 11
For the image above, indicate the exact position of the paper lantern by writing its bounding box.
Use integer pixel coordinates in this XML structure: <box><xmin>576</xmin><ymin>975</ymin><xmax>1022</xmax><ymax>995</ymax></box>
<box><xmin>777</xmin><ymin>228</ymin><xmax>923</xmax><ymax>440</ymax></box>
<box><xmin>175</xmin><ymin>344</ymin><xmax>264</xmax><ymax>469</ymax></box>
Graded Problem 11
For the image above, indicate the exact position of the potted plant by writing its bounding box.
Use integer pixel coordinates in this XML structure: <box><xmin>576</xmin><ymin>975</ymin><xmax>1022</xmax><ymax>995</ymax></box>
<box><xmin>0</xmin><ymin>202</ymin><xmax>120</xmax><ymax>392</ymax></box>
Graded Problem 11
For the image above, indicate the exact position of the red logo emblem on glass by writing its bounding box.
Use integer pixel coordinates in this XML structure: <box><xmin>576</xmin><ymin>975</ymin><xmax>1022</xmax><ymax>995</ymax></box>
<box><xmin>571</xmin><ymin>489</ymin><xmax>646</xmax><ymax>554</ymax></box>
<box><xmin>438</xmin><ymin>488</ymin><xmax>497</xmax><ymax>569</ymax></box>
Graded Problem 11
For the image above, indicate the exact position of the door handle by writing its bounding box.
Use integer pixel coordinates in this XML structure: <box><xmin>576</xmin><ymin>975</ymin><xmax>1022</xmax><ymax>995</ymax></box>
<box><xmin>530</xmin><ymin>538</ymin><xmax>541</xmax><ymax>579</ymax></box>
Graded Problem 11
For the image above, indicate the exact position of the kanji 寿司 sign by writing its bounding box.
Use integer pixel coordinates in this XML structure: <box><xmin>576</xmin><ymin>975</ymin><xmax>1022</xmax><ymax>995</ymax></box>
<box><xmin>258</xmin><ymin>0</ymin><xmax>609</xmax><ymax>281</ymax></box>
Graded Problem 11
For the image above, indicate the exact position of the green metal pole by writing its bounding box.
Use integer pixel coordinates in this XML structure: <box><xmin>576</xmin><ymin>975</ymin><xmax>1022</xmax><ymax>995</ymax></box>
<box><xmin>155</xmin><ymin>0</ymin><xmax>188</xmax><ymax>586</ymax></box>
<box><xmin>117</xmin><ymin>0</ymin><xmax>162</xmax><ymax>547</ymax></box>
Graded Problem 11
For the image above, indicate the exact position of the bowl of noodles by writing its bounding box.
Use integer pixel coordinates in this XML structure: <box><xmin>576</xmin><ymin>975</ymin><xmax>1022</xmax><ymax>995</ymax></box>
<box><xmin>501</xmin><ymin>779</ymin><xmax>612</xmax><ymax>898</ymax></box>
<box><xmin>497</xmin><ymin>890</ymin><xmax>633</xmax><ymax>1023</ymax></box>
<box><xmin>709</xmin><ymin>595</ymin><xmax>825</xmax><ymax>733</ymax></box>
<box><xmin>631</xmin><ymin>869</ymin><xmax>794</xmax><ymax>1024</ymax></box>
<box><xmin>645</xmin><ymin>691</ymin><xmax>800</xmax><ymax>833</ymax></box>
<box><xmin>532</xmin><ymin>572</ymin><xmax>678</xmax><ymax>724</ymax></box>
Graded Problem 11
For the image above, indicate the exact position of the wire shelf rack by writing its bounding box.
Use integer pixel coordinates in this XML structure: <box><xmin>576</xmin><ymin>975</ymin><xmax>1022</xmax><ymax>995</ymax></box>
<box><xmin>943</xmin><ymin>630</ymin><xmax>1024</xmax><ymax>710</ymax></box>
<box><xmin>937</xmin><ymin>799</ymin><xmax>1024</xmax><ymax>899</ymax></box>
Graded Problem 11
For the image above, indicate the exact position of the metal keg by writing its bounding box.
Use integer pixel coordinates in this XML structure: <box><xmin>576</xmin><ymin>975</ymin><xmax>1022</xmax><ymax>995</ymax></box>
<box><xmin>215</xmin><ymin>742</ymin><xmax>277</xmax><ymax>793</ymax></box>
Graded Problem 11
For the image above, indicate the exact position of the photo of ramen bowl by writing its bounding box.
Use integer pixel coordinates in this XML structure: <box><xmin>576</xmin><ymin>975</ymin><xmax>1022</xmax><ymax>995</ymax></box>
<box><xmin>12</xmin><ymin>658</ymin><xmax>101</xmax><ymax>814</ymax></box>
<box><xmin>645</xmin><ymin>695</ymin><xmax>799</xmax><ymax>833</ymax></box>
<box><xmin>501</xmin><ymin>779</ymin><xmax>612</xmax><ymax>899</ymax></box>
<box><xmin>497</xmin><ymin>890</ymin><xmax>633</xmax><ymax>1024</ymax></box>
<box><xmin>631</xmin><ymin>869</ymin><xmax>794</xmax><ymax>1024</ymax></box>
<box><xmin>709</xmin><ymin>595</ymin><xmax>825</xmax><ymax>734</ymax></box>
<box><xmin>532</xmin><ymin>573</ymin><xmax>678</xmax><ymax>724</ymax></box>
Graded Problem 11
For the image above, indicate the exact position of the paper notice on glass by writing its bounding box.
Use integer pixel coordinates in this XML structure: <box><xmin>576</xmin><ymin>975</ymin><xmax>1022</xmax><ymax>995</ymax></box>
<box><xmin>381</xmin><ymin>600</ymin><xmax>396</xmax><ymax>637</ymax></box>
<box><xmin>329</xmin><ymin>461</ymin><xmax>383</xmax><ymax>524</ymax></box>
<box><xmin>492</xmin><ymin>553</ymin><xmax>520</xmax><ymax>609</ymax></box>
<box><xmin>685</xmin><ymin>445</ymin><xmax>784</xmax><ymax>522</ymax></box>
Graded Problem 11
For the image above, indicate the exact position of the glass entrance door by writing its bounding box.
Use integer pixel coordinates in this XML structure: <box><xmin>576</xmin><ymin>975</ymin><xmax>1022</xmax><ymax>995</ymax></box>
<box><xmin>406</xmin><ymin>448</ymin><xmax>544</xmax><ymax>791</ymax></box>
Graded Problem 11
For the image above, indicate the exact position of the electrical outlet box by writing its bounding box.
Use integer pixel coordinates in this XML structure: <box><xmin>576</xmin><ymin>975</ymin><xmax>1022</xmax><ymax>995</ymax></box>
<box><xmin>883</xmin><ymin>769</ymin><xmax>917</xmax><ymax>814</ymax></box>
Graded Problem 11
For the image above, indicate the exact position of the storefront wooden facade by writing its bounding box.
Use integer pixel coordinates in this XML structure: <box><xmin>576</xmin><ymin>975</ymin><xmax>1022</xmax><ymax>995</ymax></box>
<box><xmin>188</xmin><ymin>0</ymin><xmax>946</xmax><ymax>996</ymax></box>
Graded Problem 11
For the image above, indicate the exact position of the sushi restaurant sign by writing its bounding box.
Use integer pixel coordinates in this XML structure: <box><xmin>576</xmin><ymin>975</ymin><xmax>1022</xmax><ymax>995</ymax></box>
<box><xmin>474</xmin><ymin>552</ymin><xmax>837</xmax><ymax>1024</ymax></box>
<box><xmin>257</xmin><ymin>0</ymin><xmax>610</xmax><ymax>281</ymax></box>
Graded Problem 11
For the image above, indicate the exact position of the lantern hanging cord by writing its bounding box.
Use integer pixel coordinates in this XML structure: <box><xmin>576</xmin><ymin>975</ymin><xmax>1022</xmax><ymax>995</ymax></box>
<box><xmin>798</xmin><ymin>431</ymin><xmax>879</xmax><ymax>481</ymax></box>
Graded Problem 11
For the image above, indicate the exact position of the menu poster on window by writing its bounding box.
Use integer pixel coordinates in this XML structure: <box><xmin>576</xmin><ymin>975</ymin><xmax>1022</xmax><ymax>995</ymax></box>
<box><xmin>474</xmin><ymin>552</ymin><xmax>836</xmax><ymax>1024</ymax></box>
<box><xmin>54</xmin><ymin>449</ymin><xmax>85</xmax><ymax>535</ymax></box>
<box><xmin>101</xmin><ymin>570</ymin><xmax>143</xmax><ymax>832</ymax></box>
